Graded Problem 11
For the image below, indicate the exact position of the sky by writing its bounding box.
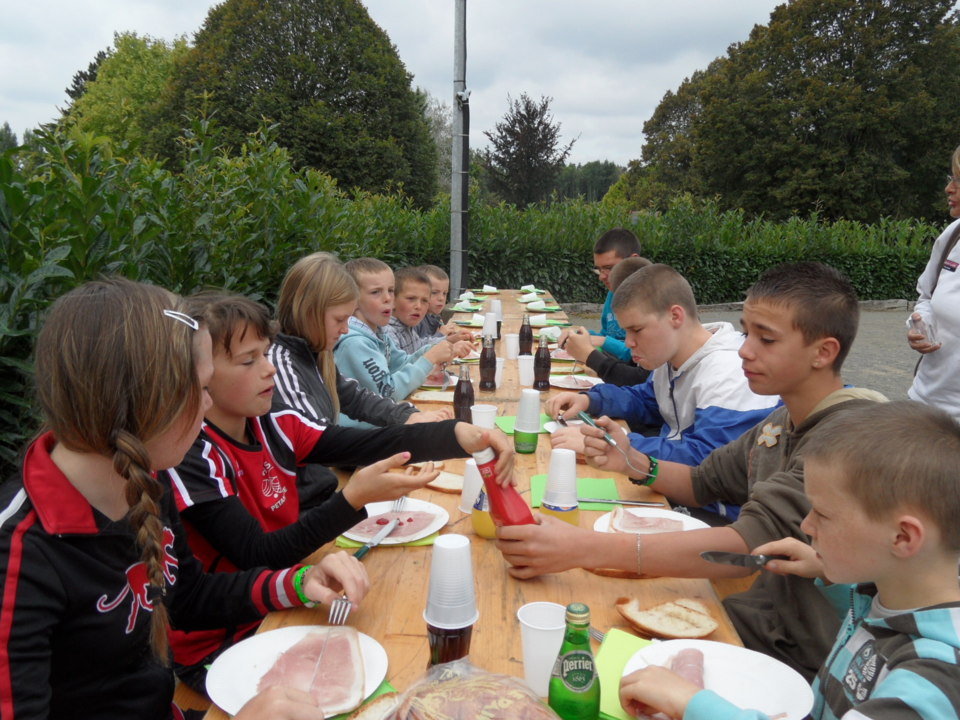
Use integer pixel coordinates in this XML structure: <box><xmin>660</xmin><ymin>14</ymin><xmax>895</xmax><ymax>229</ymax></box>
<box><xmin>2</xmin><ymin>1</ymin><xmax>789</xmax><ymax>166</ymax></box>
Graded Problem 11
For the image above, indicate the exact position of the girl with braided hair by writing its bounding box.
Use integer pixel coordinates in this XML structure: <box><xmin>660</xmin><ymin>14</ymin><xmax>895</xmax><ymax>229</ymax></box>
<box><xmin>0</xmin><ymin>277</ymin><xmax>365</xmax><ymax>720</ymax></box>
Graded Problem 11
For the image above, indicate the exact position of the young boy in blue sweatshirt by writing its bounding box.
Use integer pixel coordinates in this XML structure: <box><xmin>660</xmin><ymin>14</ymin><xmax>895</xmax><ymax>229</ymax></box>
<box><xmin>334</xmin><ymin>258</ymin><xmax>455</xmax><ymax>401</ymax></box>
<box><xmin>619</xmin><ymin>401</ymin><xmax>960</xmax><ymax>720</ymax></box>
<box><xmin>547</xmin><ymin>264</ymin><xmax>779</xmax><ymax>523</ymax></box>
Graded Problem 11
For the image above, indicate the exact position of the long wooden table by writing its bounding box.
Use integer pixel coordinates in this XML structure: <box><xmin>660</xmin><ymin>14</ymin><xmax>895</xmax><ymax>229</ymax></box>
<box><xmin>194</xmin><ymin>289</ymin><xmax>742</xmax><ymax>718</ymax></box>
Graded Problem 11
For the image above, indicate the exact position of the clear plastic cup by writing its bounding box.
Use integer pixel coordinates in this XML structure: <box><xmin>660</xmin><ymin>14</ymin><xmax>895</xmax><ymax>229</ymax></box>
<box><xmin>517</xmin><ymin>601</ymin><xmax>566</xmax><ymax>697</ymax></box>
<box><xmin>423</xmin><ymin>534</ymin><xmax>479</xmax><ymax>630</ymax></box>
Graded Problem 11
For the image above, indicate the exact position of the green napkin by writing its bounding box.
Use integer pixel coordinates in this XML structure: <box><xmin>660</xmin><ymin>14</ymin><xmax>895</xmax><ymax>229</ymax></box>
<box><xmin>335</xmin><ymin>532</ymin><xmax>439</xmax><ymax>548</ymax></box>
<box><xmin>331</xmin><ymin>680</ymin><xmax>396</xmax><ymax>719</ymax></box>
<box><xmin>546</xmin><ymin>319</ymin><xmax>572</xmax><ymax>326</ymax></box>
<box><xmin>596</xmin><ymin>628</ymin><xmax>653</xmax><ymax>720</ymax></box>
<box><xmin>529</xmin><ymin>476</ymin><xmax>619</xmax><ymax>510</ymax></box>
<box><xmin>495</xmin><ymin>413</ymin><xmax>551</xmax><ymax>435</ymax></box>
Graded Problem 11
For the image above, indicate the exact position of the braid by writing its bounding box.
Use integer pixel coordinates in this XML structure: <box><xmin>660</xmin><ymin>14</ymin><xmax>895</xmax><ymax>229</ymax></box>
<box><xmin>113</xmin><ymin>430</ymin><xmax>171</xmax><ymax>662</ymax></box>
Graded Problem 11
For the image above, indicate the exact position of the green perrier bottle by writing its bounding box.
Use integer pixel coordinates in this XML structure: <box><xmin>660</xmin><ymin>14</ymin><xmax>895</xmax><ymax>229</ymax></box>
<box><xmin>548</xmin><ymin>602</ymin><xmax>600</xmax><ymax>720</ymax></box>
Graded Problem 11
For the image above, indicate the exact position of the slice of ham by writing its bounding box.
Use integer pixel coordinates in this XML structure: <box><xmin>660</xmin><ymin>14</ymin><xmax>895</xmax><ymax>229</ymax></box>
<box><xmin>551</xmin><ymin>347</ymin><xmax>575</xmax><ymax>360</ymax></box>
<box><xmin>669</xmin><ymin>648</ymin><xmax>705</xmax><ymax>688</ymax></box>
<box><xmin>611</xmin><ymin>507</ymin><xmax>684</xmax><ymax>534</ymax></box>
<box><xmin>565</xmin><ymin>375</ymin><xmax>595</xmax><ymax>389</ymax></box>
<box><xmin>257</xmin><ymin>627</ymin><xmax>365</xmax><ymax>715</ymax></box>
<box><xmin>349</xmin><ymin>510</ymin><xmax>437</xmax><ymax>540</ymax></box>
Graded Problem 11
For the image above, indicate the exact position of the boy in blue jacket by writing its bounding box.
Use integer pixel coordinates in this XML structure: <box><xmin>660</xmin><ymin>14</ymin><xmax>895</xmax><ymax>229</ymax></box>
<box><xmin>334</xmin><ymin>258</ymin><xmax>455</xmax><ymax>400</ymax></box>
<box><xmin>548</xmin><ymin>264</ymin><xmax>779</xmax><ymax>523</ymax></box>
<box><xmin>619</xmin><ymin>401</ymin><xmax>960</xmax><ymax>720</ymax></box>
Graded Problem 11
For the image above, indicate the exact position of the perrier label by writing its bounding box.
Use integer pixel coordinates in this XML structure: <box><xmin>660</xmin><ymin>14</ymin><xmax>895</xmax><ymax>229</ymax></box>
<box><xmin>548</xmin><ymin>602</ymin><xmax>600</xmax><ymax>720</ymax></box>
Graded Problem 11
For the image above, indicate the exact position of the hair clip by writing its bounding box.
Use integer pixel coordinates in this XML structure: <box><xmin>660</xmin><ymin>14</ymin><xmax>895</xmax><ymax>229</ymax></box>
<box><xmin>163</xmin><ymin>309</ymin><xmax>199</xmax><ymax>331</ymax></box>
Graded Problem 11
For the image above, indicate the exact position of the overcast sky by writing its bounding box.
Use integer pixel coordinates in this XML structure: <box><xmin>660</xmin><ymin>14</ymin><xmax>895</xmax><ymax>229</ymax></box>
<box><xmin>2</xmin><ymin>1</ymin><xmax>788</xmax><ymax>165</ymax></box>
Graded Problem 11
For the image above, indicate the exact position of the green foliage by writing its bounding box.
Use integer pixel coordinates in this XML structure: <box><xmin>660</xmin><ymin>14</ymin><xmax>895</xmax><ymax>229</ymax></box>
<box><xmin>151</xmin><ymin>0</ymin><xmax>437</xmax><ymax>208</ymax></box>
<box><xmin>640</xmin><ymin>0</ymin><xmax>960</xmax><ymax>223</ymax></box>
<box><xmin>64</xmin><ymin>49</ymin><xmax>108</xmax><ymax>102</ymax></box>
<box><xmin>0</xmin><ymin>123</ymin><xmax>937</xmax><ymax>475</ymax></box>
<box><xmin>0</xmin><ymin>123</ymin><xmax>16</xmax><ymax>153</ymax></box>
<box><xmin>64</xmin><ymin>33</ymin><xmax>189</xmax><ymax>149</ymax></box>
<box><xmin>556</xmin><ymin>161</ymin><xmax>624</xmax><ymax>202</ymax></box>
<box><xmin>480</xmin><ymin>93</ymin><xmax>575</xmax><ymax>209</ymax></box>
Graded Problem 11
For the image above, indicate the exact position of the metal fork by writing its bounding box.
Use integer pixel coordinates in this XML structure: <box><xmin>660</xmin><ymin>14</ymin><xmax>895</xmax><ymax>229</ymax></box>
<box><xmin>328</xmin><ymin>594</ymin><xmax>351</xmax><ymax>625</ymax></box>
<box><xmin>589</xmin><ymin>626</ymin><xmax>605</xmax><ymax>643</ymax></box>
<box><xmin>393</xmin><ymin>495</ymin><xmax>407</xmax><ymax>512</ymax></box>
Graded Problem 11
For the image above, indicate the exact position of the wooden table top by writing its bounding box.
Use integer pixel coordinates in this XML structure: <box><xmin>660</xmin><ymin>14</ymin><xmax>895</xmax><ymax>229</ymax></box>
<box><xmin>193</xmin><ymin>289</ymin><xmax>742</xmax><ymax>718</ymax></box>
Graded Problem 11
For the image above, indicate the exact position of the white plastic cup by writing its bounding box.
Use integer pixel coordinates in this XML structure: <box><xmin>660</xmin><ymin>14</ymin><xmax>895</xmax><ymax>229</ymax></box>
<box><xmin>423</xmin><ymin>534</ymin><xmax>479</xmax><ymax>629</ymax></box>
<box><xmin>517</xmin><ymin>601</ymin><xmax>566</xmax><ymax>697</ymax></box>
<box><xmin>491</xmin><ymin>299</ymin><xmax>503</xmax><ymax>321</ymax></box>
<box><xmin>520</xmin><ymin>292</ymin><xmax>539</xmax><ymax>302</ymax></box>
<box><xmin>482</xmin><ymin>312</ymin><xmax>497</xmax><ymax>339</ymax></box>
<box><xmin>518</xmin><ymin>355</ymin><xmax>535</xmax><ymax>386</ymax></box>
<box><xmin>459</xmin><ymin>459</ymin><xmax>483</xmax><ymax>513</ymax></box>
<box><xmin>495</xmin><ymin>357</ymin><xmax>505</xmax><ymax>388</ymax></box>
<box><xmin>504</xmin><ymin>333</ymin><xmax>520</xmax><ymax>360</ymax></box>
<box><xmin>544</xmin><ymin>448</ymin><xmax>578</xmax><ymax>506</ymax></box>
<box><xmin>470</xmin><ymin>403</ymin><xmax>497</xmax><ymax>429</ymax></box>
<box><xmin>515</xmin><ymin>388</ymin><xmax>542</xmax><ymax>433</ymax></box>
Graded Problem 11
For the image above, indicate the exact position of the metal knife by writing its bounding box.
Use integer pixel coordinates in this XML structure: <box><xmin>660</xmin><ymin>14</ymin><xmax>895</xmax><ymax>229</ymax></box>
<box><xmin>440</xmin><ymin>363</ymin><xmax>450</xmax><ymax>391</ymax></box>
<box><xmin>354</xmin><ymin>517</ymin><xmax>400</xmax><ymax>560</ymax></box>
<box><xmin>577</xmin><ymin>497</ymin><xmax>665</xmax><ymax>507</ymax></box>
<box><xmin>700</xmin><ymin>550</ymin><xmax>789</xmax><ymax>569</ymax></box>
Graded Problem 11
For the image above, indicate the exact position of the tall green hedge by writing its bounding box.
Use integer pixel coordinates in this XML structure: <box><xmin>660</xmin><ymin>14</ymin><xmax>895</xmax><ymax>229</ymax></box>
<box><xmin>0</xmin><ymin>123</ymin><xmax>939</xmax><ymax>474</ymax></box>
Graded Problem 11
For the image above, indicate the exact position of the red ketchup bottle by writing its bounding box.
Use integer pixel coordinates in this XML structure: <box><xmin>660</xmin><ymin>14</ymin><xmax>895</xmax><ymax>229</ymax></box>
<box><xmin>471</xmin><ymin>448</ymin><xmax>536</xmax><ymax>526</ymax></box>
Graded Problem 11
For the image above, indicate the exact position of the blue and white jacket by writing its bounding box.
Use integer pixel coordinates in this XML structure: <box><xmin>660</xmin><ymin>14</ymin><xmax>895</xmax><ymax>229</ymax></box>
<box><xmin>686</xmin><ymin>582</ymin><xmax>960</xmax><ymax>719</ymax></box>
<box><xmin>334</xmin><ymin>316</ymin><xmax>433</xmax><ymax>402</ymax></box>
<box><xmin>585</xmin><ymin>322</ymin><xmax>779</xmax><ymax>519</ymax></box>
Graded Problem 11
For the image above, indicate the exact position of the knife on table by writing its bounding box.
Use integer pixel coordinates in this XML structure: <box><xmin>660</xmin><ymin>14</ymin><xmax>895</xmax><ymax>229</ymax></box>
<box><xmin>577</xmin><ymin>497</ymin><xmax>665</xmax><ymax>507</ymax></box>
<box><xmin>354</xmin><ymin>517</ymin><xmax>400</xmax><ymax>560</ymax></box>
<box><xmin>700</xmin><ymin>550</ymin><xmax>789</xmax><ymax>569</ymax></box>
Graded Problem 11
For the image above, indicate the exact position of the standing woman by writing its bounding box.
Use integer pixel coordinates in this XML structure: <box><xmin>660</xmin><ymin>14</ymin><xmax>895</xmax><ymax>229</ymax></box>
<box><xmin>907</xmin><ymin>146</ymin><xmax>960</xmax><ymax>419</ymax></box>
<box><xmin>0</xmin><ymin>278</ymin><xmax>367</xmax><ymax>720</ymax></box>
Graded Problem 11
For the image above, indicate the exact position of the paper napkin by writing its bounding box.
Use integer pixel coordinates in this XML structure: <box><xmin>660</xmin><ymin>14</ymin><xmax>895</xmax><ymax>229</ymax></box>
<box><xmin>529</xmin><ymin>475</ymin><xmax>620</xmax><ymax>510</ymax></box>
<box><xmin>494</xmin><ymin>413</ymin><xmax>552</xmax><ymax>435</ymax></box>
<box><xmin>596</xmin><ymin>628</ymin><xmax>654</xmax><ymax>720</ymax></box>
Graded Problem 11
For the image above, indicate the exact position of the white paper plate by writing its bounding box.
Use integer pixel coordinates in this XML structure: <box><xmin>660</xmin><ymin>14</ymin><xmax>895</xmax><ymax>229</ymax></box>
<box><xmin>420</xmin><ymin>372</ymin><xmax>458</xmax><ymax>389</ymax></box>
<box><xmin>409</xmin><ymin>390</ymin><xmax>456</xmax><ymax>403</ymax></box>
<box><xmin>543</xmin><ymin>419</ymin><xmax>585</xmax><ymax>434</ymax></box>
<box><xmin>622</xmin><ymin>639</ymin><xmax>813</xmax><ymax>720</ymax></box>
<box><xmin>593</xmin><ymin>506</ymin><xmax>710</xmax><ymax>532</ymax></box>
<box><xmin>206</xmin><ymin>626</ymin><xmax>387</xmax><ymax>716</ymax></box>
<box><xmin>550</xmin><ymin>375</ymin><xmax>603</xmax><ymax>390</ymax></box>
<box><xmin>344</xmin><ymin>497</ymin><xmax>449</xmax><ymax>544</ymax></box>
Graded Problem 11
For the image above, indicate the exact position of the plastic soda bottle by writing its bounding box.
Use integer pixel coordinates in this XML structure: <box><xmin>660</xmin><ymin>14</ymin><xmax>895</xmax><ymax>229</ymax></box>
<box><xmin>548</xmin><ymin>603</ymin><xmax>600</xmax><ymax>720</ymax></box>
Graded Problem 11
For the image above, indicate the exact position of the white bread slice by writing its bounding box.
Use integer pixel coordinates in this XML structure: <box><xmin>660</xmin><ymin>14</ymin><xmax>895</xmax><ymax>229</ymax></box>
<box><xmin>426</xmin><ymin>470</ymin><xmax>463</xmax><ymax>493</ymax></box>
<box><xmin>615</xmin><ymin>597</ymin><xmax>718</xmax><ymax>639</ymax></box>
<box><xmin>348</xmin><ymin>691</ymin><xmax>399</xmax><ymax>720</ymax></box>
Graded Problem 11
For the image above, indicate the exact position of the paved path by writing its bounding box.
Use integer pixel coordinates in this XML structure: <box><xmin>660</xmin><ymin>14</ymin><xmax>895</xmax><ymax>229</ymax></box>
<box><xmin>565</xmin><ymin>303</ymin><xmax>917</xmax><ymax>401</ymax></box>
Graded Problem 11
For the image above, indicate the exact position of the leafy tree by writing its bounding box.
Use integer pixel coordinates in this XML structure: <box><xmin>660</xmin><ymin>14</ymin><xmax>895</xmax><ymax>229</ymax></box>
<box><xmin>423</xmin><ymin>91</ymin><xmax>453</xmax><ymax>193</ymax></box>
<box><xmin>556</xmin><ymin>160</ymin><xmax>623</xmax><ymax>202</ymax></box>
<box><xmin>640</xmin><ymin>0</ymin><xmax>960</xmax><ymax>222</ymax></box>
<box><xmin>0</xmin><ymin>123</ymin><xmax>16</xmax><ymax>153</ymax></box>
<box><xmin>64</xmin><ymin>33</ymin><xmax>188</xmax><ymax>149</ymax></box>
<box><xmin>152</xmin><ymin>0</ymin><xmax>437</xmax><ymax>207</ymax></box>
<box><xmin>480</xmin><ymin>93</ymin><xmax>575</xmax><ymax>208</ymax></box>
<box><xmin>65</xmin><ymin>50</ymin><xmax>108</xmax><ymax>102</ymax></box>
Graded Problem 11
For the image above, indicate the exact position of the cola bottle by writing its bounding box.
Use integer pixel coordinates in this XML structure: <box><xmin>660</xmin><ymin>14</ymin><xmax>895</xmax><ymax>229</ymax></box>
<box><xmin>533</xmin><ymin>334</ymin><xmax>551</xmax><ymax>390</ymax></box>
<box><xmin>453</xmin><ymin>363</ymin><xmax>474</xmax><ymax>422</ymax></box>
<box><xmin>518</xmin><ymin>313</ymin><xmax>534</xmax><ymax>355</ymax></box>
<box><xmin>479</xmin><ymin>335</ymin><xmax>496</xmax><ymax>391</ymax></box>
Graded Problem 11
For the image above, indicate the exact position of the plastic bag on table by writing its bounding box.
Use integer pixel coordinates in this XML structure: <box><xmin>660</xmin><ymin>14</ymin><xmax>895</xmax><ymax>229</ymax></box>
<box><xmin>383</xmin><ymin>658</ymin><xmax>559</xmax><ymax>720</ymax></box>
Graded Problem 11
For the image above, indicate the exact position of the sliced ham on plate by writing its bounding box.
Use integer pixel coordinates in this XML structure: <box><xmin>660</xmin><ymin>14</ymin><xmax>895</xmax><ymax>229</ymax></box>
<box><xmin>670</xmin><ymin>648</ymin><xmax>705</xmax><ymax>687</ymax></box>
<box><xmin>349</xmin><ymin>511</ymin><xmax>438</xmax><ymax>540</ymax></box>
<box><xmin>257</xmin><ymin>627</ymin><xmax>365</xmax><ymax>716</ymax></box>
<box><xmin>611</xmin><ymin>506</ymin><xmax>685</xmax><ymax>534</ymax></box>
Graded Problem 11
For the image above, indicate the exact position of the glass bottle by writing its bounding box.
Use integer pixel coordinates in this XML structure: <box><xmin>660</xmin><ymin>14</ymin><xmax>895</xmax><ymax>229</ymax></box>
<box><xmin>533</xmin><ymin>334</ymin><xmax>551</xmax><ymax>391</ymax></box>
<box><xmin>479</xmin><ymin>335</ymin><xmax>496</xmax><ymax>391</ymax></box>
<box><xmin>548</xmin><ymin>603</ymin><xmax>600</xmax><ymax>720</ymax></box>
<box><xmin>518</xmin><ymin>313</ymin><xmax>534</xmax><ymax>355</ymax></box>
<box><xmin>453</xmin><ymin>363</ymin><xmax>474</xmax><ymax>422</ymax></box>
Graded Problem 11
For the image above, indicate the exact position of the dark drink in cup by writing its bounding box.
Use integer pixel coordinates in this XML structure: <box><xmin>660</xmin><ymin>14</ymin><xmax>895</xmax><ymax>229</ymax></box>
<box><xmin>427</xmin><ymin>623</ymin><xmax>474</xmax><ymax>666</ymax></box>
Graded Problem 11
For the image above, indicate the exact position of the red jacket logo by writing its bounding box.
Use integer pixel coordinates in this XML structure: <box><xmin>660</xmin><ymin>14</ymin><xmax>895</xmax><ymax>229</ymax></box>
<box><xmin>96</xmin><ymin>526</ymin><xmax>178</xmax><ymax>633</ymax></box>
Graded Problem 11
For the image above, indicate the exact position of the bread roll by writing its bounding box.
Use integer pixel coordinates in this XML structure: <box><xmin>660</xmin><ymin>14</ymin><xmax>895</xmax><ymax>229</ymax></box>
<box><xmin>615</xmin><ymin>597</ymin><xmax>718</xmax><ymax>639</ymax></box>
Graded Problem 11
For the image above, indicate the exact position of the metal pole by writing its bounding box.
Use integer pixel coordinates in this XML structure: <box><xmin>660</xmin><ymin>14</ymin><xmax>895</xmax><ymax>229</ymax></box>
<box><xmin>450</xmin><ymin>0</ymin><xmax>469</xmax><ymax>295</ymax></box>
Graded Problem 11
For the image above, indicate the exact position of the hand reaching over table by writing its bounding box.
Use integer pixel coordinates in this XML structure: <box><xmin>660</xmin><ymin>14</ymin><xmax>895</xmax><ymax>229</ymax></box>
<box><xmin>557</xmin><ymin>325</ymin><xmax>600</xmax><ymax>363</ymax></box>
<box><xmin>545</xmin><ymin>391</ymin><xmax>590</xmax><ymax>420</ymax></box>
<box><xmin>341</xmin><ymin>452</ymin><xmax>441</xmax><ymax>508</ymax></box>
<box><xmin>406</xmin><ymin>408</ymin><xmax>454</xmax><ymax>423</ymax></box>
<box><xmin>301</xmin><ymin>551</ymin><xmax>370</xmax><ymax>609</ymax></box>
<box><xmin>753</xmin><ymin>537</ymin><xmax>825</xmax><ymax>579</ymax></box>
<box><xmin>619</xmin><ymin>665</ymin><xmax>701</xmax><ymax>720</ymax></box>
<box><xmin>495</xmin><ymin>515</ymin><xmax>598</xmax><ymax>578</ymax></box>
<box><xmin>234</xmin><ymin>686</ymin><xmax>326</xmax><ymax>720</ymax></box>
<box><xmin>454</xmin><ymin>425</ymin><xmax>516</xmax><ymax>486</ymax></box>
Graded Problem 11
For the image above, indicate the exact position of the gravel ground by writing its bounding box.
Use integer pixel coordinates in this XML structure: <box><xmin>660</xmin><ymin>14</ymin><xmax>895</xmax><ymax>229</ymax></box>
<box><xmin>563</xmin><ymin>301</ymin><xmax>916</xmax><ymax>401</ymax></box>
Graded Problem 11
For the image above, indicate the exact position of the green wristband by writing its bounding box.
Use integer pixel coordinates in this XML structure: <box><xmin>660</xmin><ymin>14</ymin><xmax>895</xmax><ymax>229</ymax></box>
<box><xmin>629</xmin><ymin>455</ymin><xmax>659</xmax><ymax>486</ymax></box>
<box><xmin>292</xmin><ymin>565</ymin><xmax>316</xmax><ymax>608</ymax></box>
